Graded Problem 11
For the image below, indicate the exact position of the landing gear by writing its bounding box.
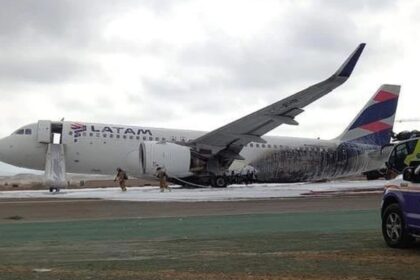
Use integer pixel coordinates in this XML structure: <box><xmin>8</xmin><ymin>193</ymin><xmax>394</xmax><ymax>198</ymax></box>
<box><xmin>174</xmin><ymin>174</ymin><xmax>229</xmax><ymax>188</ymax></box>
<box><xmin>211</xmin><ymin>176</ymin><xmax>228</xmax><ymax>188</ymax></box>
<box><xmin>364</xmin><ymin>170</ymin><xmax>383</xmax><ymax>180</ymax></box>
<box><xmin>49</xmin><ymin>186</ymin><xmax>60</xmax><ymax>193</ymax></box>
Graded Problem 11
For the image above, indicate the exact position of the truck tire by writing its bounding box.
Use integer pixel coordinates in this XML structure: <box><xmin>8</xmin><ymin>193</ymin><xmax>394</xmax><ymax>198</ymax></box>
<box><xmin>382</xmin><ymin>203</ymin><xmax>414</xmax><ymax>248</ymax></box>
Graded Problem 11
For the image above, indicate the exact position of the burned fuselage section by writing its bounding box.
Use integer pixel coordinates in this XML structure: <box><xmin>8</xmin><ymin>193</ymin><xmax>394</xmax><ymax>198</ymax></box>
<box><xmin>248</xmin><ymin>141</ymin><xmax>386</xmax><ymax>183</ymax></box>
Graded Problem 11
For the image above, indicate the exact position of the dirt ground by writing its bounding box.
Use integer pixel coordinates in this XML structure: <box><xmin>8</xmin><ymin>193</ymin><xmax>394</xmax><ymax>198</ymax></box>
<box><xmin>0</xmin><ymin>194</ymin><xmax>381</xmax><ymax>222</ymax></box>
<box><xmin>0</xmin><ymin>194</ymin><xmax>419</xmax><ymax>280</ymax></box>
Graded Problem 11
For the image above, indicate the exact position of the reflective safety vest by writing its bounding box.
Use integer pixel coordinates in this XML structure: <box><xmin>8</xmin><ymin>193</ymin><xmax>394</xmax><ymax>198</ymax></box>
<box><xmin>404</xmin><ymin>141</ymin><xmax>420</xmax><ymax>166</ymax></box>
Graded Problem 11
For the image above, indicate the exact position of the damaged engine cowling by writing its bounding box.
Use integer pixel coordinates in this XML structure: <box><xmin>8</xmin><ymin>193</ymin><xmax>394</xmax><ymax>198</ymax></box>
<box><xmin>140</xmin><ymin>141</ymin><xmax>193</xmax><ymax>178</ymax></box>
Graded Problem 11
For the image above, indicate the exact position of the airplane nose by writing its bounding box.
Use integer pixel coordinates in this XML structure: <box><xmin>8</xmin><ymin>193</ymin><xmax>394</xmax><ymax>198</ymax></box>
<box><xmin>0</xmin><ymin>137</ymin><xmax>11</xmax><ymax>163</ymax></box>
<box><xmin>0</xmin><ymin>139</ymin><xmax>5</xmax><ymax>158</ymax></box>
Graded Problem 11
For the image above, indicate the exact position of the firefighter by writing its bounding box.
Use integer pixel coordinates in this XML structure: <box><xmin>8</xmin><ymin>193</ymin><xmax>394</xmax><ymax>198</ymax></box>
<box><xmin>155</xmin><ymin>167</ymin><xmax>171</xmax><ymax>192</ymax></box>
<box><xmin>114</xmin><ymin>167</ymin><xmax>128</xmax><ymax>191</ymax></box>
<box><xmin>245</xmin><ymin>170</ymin><xmax>252</xmax><ymax>185</ymax></box>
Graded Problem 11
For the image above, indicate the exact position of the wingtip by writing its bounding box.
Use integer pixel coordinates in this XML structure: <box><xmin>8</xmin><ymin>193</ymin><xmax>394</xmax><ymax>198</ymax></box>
<box><xmin>335</xmin><ymin>43</ymin><xmax>366</xmax><ymax>78</ymax></box>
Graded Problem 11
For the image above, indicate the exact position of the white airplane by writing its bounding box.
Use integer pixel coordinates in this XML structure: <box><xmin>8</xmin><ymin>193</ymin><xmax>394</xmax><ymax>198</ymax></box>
<box><xmin>0</xmin><ymin>43</ymin><xmax>401</xmax><ymax>188</ymax></box>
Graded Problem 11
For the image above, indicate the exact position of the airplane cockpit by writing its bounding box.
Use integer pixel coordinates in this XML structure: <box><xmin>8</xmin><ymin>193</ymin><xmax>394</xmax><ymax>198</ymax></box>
<box><xmin>0</xmin><ymin>123</ymin><xmax>47</xmax><ymax>170</ymax></box>
<box><xmin>8</xmin><ymin>121</ymin><xmax>64</xmax><ymax>143</ymax></box>
<box><xmin>11</xmin><ymin>127</ymin><xmax>33</xmax><ymax>136</ymax></box>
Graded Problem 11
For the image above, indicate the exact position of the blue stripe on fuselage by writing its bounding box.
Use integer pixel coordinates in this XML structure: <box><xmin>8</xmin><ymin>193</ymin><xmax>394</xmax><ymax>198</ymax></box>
<box><xmin>349</xmin><ymin>99</ymin><xmax>398</xmax><ymax>130</ymax></box>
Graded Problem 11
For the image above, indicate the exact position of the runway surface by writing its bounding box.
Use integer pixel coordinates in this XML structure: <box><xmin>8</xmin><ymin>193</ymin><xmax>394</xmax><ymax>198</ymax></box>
<box><xmin>0</xmin><ymin>180</ymin><xmax>385</xmax><ymax>202</ymax></box>
<box><xmin>0</xmin><ymin>182</ymin><xmax>419</xmax><ymax>280</ymax></box>
<box><xmin>0</xmin><ymin>180</ymin><xmax>384</xmax><ymax>222</ymax></box>
<box><xmin>0</xmin><ymin>194</ymin><xmax>381</xmax><ymax>222</ymax></box>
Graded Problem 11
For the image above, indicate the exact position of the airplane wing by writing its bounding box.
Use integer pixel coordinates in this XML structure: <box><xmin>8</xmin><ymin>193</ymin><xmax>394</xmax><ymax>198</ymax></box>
<box><xmin>190</xmin><ymin>43</ymin><xmax>366</xmax><ymax>157</ymax></box>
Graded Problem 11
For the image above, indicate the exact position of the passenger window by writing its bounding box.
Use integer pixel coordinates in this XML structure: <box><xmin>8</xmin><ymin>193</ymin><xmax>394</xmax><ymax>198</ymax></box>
<box><xmin>129</xmin><ymin>136</ymin><xmax>133</xmax><ymax>140</ymax></box>
<box><xmin>24</xmin><ymin>129</ymin><xmax>32</xmax><ymax>135</ymax></box>
<box><xmin>69</xmin><ymin>131</ymin><xmax>73</xmax><ymax>136</ymax></box>
<box><xmin>82</xmin><ymin>132</ymin><xmax>86</xmax><ymax>136</ymax></box>
<box><xmin>116</xmin><ymin>135</ymin><xmax>120</xmax><ymax>139</ymax></box>
<box><xmin>155</xmin><ymin>137</ymin><xmax>159</xmax><ymax>141</ymax></box>
<box><xmin>149</xmin><ymin>137</ymin><xmax>153</xmax><ymax>141</ymax></box>
<box><xmin>396</xmin><ymin>144</ymin><xmax>408</xmax><ymax>158</ymax></box>
<box><xmin>96</xmin><ymin>133</ymin><xmax>100</xmax><ymax>137</ymax></box>
<box><xmin>89</xmin><ymin>133</ymin><xmax>93</xmax><ymax>137</ymax></box>
<box><xmin>110</xmin><ymin>134</ymin><xmax>114</xmax><ymax>138</ymax></box>
<box><xmin>162</xmin><ymin>137</ymin><xmax>166</xmax><ymax>141</ymax></box>
<box><xmin>256</xmin><ymin>144</ymin><xmax>260</xmax><ymax>148</ymax></box>
<box><xmin>103</xmin><ymin>134</ymin><xmax>107</xmax><ymax>138</ymax></box>
<box><xmin>136</xmin><ymin>136</ymin><xmax>140</xmax><ymax>140</ymax></box>
<box><xmin>267</xmin><ymin>144</ymin><xmax>271</xmax><ymax>148</ymax></box>
<box><xmin>250</xmin><ymin>143</ymin><xmax>253</xmax><ymax>148</ymax></box>
<box><xmin>123</xmin><ymin>135</ymin><xmax>127</xmax><ymax>139</ymax></box>
<box><xmin>262</xmin><ymin>144</ymin><xmax>266</xmax><ymax>148</ymax></box>
<box><xmin>390</xmin><ymin>143</ymin><xmax>412</xmax><ymax>172</ymax></box>
<box><xmin>388</xmin><ymin>150</ymin><xmax>396</xmax><ymax>164</ymax></box>
<box><xmin>143</xmin><ymin>136</ymin><xmax>147</xmax><ymax>140</ymax></box>
<box><xmin>274</xmin><ymin>145</ymin><xmax>277</xmax><ymax>148</ymax></box>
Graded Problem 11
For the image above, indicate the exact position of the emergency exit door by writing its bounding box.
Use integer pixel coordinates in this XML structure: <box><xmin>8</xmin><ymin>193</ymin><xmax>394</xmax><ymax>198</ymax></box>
<box><xmin>37</xmin><ymin>120</ymin><xmax>52</xmax><ymax>143</ymax></box>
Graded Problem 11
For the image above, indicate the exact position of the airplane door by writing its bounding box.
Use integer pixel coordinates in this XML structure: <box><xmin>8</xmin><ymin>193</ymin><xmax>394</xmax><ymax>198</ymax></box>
<box><xmin>402</xmin><ymin>173</ymin><xmax>420</xmax><ymax>229</ymax></box>
<box><xmin>37</xmin><ymin>120</ymin><xmax>52</xmax><ymax>143</ymax></box>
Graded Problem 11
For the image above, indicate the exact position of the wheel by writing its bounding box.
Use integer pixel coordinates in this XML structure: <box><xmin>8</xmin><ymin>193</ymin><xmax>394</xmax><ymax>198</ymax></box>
<box><xmin>382</xmin><ymin>203</ymin><xmax>414</xmax><ymax>248</ymax></box>
<box><xmin>365</xmin><ymin>170</ymin><xmax>382</xmax><ymax>180</ymax></box>
<box><xmin>211</xmin><ymin>176</ymin><xmax>228</xmax><ymax>188</ymax></box>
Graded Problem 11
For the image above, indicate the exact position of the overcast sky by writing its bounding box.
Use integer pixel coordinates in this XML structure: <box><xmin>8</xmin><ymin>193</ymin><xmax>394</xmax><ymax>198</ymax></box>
<box><xmin>0</xmin><ymin>0</ymin><xmax>419</xmax><ymax>174</ymax></box>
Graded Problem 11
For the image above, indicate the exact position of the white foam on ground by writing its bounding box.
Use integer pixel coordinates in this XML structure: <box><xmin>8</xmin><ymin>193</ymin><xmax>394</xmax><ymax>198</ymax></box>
<box><xmin>0</xmin><ymin>180</ymin><xmax>386</xmax><ymax>202</ymax></box>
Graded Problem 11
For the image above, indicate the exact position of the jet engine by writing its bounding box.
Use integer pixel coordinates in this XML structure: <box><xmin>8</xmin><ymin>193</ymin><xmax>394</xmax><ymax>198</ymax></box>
<box><xmin>140</xmin><ymin>141</ymin><xmax>192</xmax><ymax>177</ymax></box>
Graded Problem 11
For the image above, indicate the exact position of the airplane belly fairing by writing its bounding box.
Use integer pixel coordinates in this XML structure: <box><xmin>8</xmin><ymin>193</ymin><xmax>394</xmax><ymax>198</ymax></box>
<box><xmin>250</xmin><ymin>142</ymin><xmax>379</xmax><ymax>182</ymax></box>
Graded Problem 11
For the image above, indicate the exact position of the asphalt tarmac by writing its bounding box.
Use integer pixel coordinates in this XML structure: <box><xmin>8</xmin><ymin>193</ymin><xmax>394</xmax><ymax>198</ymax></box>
<box><xmin>0</xmin><ymin>194</ymin><xmax>419</xmax><ymax>280</ymax></box>
<box><xmin>0</xmin><ymin>195</ymin><xmax>380</xmax><ymax>222</ymax></box>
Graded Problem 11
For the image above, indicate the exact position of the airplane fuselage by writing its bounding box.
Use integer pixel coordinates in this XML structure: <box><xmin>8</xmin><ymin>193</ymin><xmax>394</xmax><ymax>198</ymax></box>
<box><xmin>0</xmin><ymin>120</ymin><xmax>387</xmax><ymax>183</ymax></box>
<box><xmin>0</xmin><ymin>44</ymin><xmax>398</xmax><ymax>186</ymax></box>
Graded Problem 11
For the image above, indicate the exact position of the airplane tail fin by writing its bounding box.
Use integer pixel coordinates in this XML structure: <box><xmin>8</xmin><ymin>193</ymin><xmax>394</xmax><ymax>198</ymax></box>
<box><xmin>336</xmin><ymin>84</ymin><xmax>401</xmax><ymax>146</ymax></box>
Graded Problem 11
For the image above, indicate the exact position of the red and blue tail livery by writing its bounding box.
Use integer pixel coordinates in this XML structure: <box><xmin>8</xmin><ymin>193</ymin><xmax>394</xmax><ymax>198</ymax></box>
<box><xmin>337</xmin><ymin>84</ymin><xmax>400</xmax><ymax>146</ymax></box>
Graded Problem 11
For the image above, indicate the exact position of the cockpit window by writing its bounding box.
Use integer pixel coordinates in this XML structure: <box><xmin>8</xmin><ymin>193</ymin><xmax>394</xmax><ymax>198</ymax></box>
<box><xmin>12</xmin><ymin>128</ymin><xmax>32</xmax><ymax>135</ymax></box>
